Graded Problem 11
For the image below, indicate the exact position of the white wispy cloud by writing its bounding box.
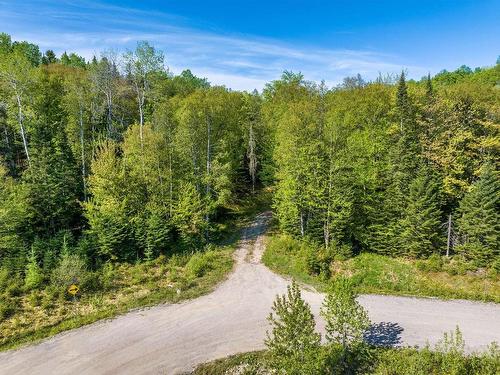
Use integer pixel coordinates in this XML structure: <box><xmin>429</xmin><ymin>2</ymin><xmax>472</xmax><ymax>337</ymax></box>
<box><xmin>1</xmin><ymin>0</ymin><xmax>427</xmax><ymax>91</ymax></box>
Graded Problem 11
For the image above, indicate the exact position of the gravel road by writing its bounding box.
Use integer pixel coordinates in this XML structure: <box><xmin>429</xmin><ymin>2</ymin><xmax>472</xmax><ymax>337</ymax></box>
<box><xmin>1</xmin><ymin>211</ymin><xmax>499</xmax><ymax>375</ymax></box>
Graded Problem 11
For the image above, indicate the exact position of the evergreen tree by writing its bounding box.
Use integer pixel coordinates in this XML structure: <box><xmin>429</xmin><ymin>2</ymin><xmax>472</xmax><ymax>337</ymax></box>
<box><xmin>456</xmin><ymin>164</ymin><xmax>500</xmax><ymax>266</ymax></box>
<box><xmin>367</xmin><ymin>191</ymin><xmax>401</xmax><ymax>256</ymax></box>
<box><xmin>265</xmin><ymin>280</ymin><xmax>322</xmax><ymax>374</ymax></box>
<box><xmin>173</xmin><ymin>182</ymin><xmax>207</xmax><ymax>249</ymax></box>
<box><xmin>393</xmin><ymin>71</ymin><xmax>421</xmax><ymax>195</ymax></box>
<box><xmin>321</xmin><ymin>277</ymin><xmax>370</xmax><ymax>373</ymax></box>
<box><xmin>399</xmin><ymin>166</ymin><xmax>443</xmax><ymax>258</ymax></box>
<box><xmin>84</xmin><ymin>142</ymin><xmax>134</xmax><ymax>261</ymax></box>
<box><xmin>24</xmin><ymin>246</ymin><xmax>43</xmax><ymax>289</ymax></box>
<box><xmin>0</xmin><ymin>160</ymin><xmax>27</xmax><ymax>272</ymax></box>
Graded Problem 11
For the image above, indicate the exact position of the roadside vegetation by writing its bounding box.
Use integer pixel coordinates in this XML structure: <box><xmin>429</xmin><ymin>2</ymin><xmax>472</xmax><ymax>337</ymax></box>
<box><xmin>193</xmin><ymin>279</ymin><xmax>500</xmax><ymax>375</ymax></box>
<box><xmin>0</xmin><ymin>190</ymin><xmax>271</xmax><ymax>352</ymax></box>
<box><xmin>263</xmin><ymin>234</ymin><xmax>500</xmax><ymax>302</ymax></box>
<box><xmin>0</xmin><ymin>246</ymin><xmax>232</xmax><ymax>351</ymax></box>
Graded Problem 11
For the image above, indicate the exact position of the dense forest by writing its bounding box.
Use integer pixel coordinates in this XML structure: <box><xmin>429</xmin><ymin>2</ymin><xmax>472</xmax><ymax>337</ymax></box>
<box><xmin>0</xmin><ymin>31</ymin><xmax>499</xmax><ymax>285</ymax></box>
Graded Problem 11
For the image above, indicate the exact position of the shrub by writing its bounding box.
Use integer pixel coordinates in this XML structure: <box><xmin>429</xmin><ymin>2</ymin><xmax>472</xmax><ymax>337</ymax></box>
<box><xmin>443</xmin><ymin>255</ymin><xmax>476</xmax><ymax>276</ymax></box>
<box><xmin>99</xmin><ymin>262</ymin><xmax>116</xmax><ymax>290</ymax></box>
<box><xmin>332</xmin><ymin>242</ymin><xmax>354</xmax><ymax>261</ymax></box>
<box><xmin>305</xmin><ymin>246</ymin><xmax>322</xmax><ymax>276</ymax></box>
<box><xmin>185</xmin><ymin>251</ymin><xmax>217</xmax><ymax>278</ymax></box>
<box><xmin>27</xmin><ymin>291</ymin><xmax>43</xmax><ymax>307</ymax></box>
<box><xmin>51</xmin><ymin>253</ymin><xmax>88</xmax><ymax>292</ymax></box>
<box><xmin>416</xmin><ymin>253</ymin><xmax>443</xmax><ymax>272</ymax></box>
<box><xmin>81</xmin><ymin>271</ymin><xmax>102</xmax><ymax>292</ymax></box>
<box><xmin>4</xmin><ymin>278</ymin><xmax>23</xmax><ymax>297</ymax></box>
<box><xmin>0</xmin><ymin>267</ymin><xmax>10</xmax><ymax>292</ymax></box>
<box><xmin>373</xmin><ymin>327</ymin><xmax>500</xmax><ymax>375</ymax></box>
<box><xmin>0</xmin><ymin>297</ymin><xmax>17</xmax><ymax>320</ymax></box>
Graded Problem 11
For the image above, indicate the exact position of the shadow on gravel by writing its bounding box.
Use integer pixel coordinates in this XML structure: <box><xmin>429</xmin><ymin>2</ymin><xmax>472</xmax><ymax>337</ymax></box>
<box><xmin>364</xmin><ymin>322</ymin><xmax>404</xmax><ymax>347</ymax></box>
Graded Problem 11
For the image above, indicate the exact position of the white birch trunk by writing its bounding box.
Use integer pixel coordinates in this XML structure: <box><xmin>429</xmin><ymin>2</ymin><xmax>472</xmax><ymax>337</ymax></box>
<box><xmin>15</xmin><ymin>92</ymin><xmax>30</xmax><ymax>166</ymax></box>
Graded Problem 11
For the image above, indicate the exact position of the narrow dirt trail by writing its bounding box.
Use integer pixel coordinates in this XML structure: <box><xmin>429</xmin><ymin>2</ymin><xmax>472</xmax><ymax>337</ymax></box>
<box><xmin>1</xmin><ymin>212</ymin><xmax>499</xmax><ymax>375</ymax></box>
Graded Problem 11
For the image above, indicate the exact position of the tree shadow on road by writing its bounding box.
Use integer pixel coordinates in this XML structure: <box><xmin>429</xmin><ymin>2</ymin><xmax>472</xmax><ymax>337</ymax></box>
<box><xmin>364</xmin><ymin>322</ymin><xmax>404</xmax><ymax>347</ymax></box>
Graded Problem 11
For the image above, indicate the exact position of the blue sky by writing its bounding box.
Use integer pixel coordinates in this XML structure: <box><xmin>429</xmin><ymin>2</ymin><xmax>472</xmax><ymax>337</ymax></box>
<box><xmin>0</xmin><ymin>0</ymin><xmax>498</xmax><ymax>90</ymax></box>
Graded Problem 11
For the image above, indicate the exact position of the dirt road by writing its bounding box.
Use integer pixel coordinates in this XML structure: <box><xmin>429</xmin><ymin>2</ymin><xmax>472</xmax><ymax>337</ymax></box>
<box><xmin>1</xmin><ymin>212</ymin><xmax>499</xmax><ymax>374</ymax></box>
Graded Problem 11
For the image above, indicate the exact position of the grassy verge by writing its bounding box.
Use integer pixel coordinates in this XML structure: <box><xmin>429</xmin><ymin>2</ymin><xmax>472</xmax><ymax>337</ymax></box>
<box><xmin>192</xmin><ymin>343</ymin><xmax>500</xmax><ymax>375</ymax></box>
<box><xmin>0</xmin><ymin>247</ymin><xmax>233</xmax><ymax>351</ymax></box>
<box><xmin>0</xmin><ymin>190</ymin><xmax>272</xmax><ymax>352</ymax></box>
<box><xmin>262</xmin><ymin>234</ymin><xmax>500</xmax><ymax>303</ymax></box>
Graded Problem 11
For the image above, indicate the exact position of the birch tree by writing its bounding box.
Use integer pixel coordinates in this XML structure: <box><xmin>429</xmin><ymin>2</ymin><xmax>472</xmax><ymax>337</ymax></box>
<box><xmin>0</xmin><ymin>50</ymin><xmax>35</xmax><ymax>166</ymax></box>
<box><xmin>63</xmin><ymin>69</ymin><xmax>91</xmax><ymax>199</ymax></box>
<box><xmin>90</xmin><ymin>52</ymin><xmax>120</xmax><ymax>138</ymax></box>
<box><xmin>124</xmin><ymin>41</ymin><xmax>164</xmax><ymax>147</ymax></box>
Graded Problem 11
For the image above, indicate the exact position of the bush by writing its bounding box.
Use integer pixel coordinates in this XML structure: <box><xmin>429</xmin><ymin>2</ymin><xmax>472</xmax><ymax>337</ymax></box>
<box><xmin>373</xmin><ymin>327</ymin><xmax>500</xmax><ymax>375</ymax></box>
<box><xmin>81</xmin><ymin>271</ymin><xmax>102</xmax><ymax>292</ymax></box>
<box><xmin>51</xmin><ymin>253</ymin><xmax>88</xmax><ymax>294</ymax></box>
<box><xmin>27</xmin><ymin>291</ymin><xmax>43</xmax><ymax>307</ymax></box>
<box><xmin>305</xmin><ymin>246</ymin><xmax>322</xmax><ymax>276</ymax></box>
<box><xmin>0</xmin><ymin>267</ymin><xmax>10</xmax><ymax>292</ymax></box>
<box><xmin>416</xmin><ymin>253</ymin><xmax>443</xmax><ymax>272</ymax></box>
<box><xmin>0</xmin><ymin>297</ymin><xmax>17</xmax><ymax>320</ymax></box>
<box><xmin>332</xmin><ymin>242</ymin><xmax>354</xmax><ymax>261</ymax></box>
<box><xmin>185</xmin><ymin>251</ymin><xmax>217</xmax><ymax>278</ymax></box>
<box><xmin>443</xmin><ymin>255</ymin><xmax>476</xmax><ymax>276</ymax></box>
<box><xmin>4</xmin><ymin>278</ymin><xmax>23</xmax><ymax>297</ymax></box>
<box><xmin>99</xmin><ymin>262</ymin><xmax>116</xmax><ymax>290</ymax></box>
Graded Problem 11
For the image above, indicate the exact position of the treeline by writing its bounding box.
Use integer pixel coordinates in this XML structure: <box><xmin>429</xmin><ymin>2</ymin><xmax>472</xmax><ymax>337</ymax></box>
<box><xmin>265</xmin><ymin>68</ymin><xmax>499</xmax><ymax>267</ymax></box>
<box><xmin>0</xmin><ymin>33</ymin><xmax>259</xmax><ymax>277</ymax></box>
<box><xmin>0</xmin><ymin>31</ymin><xmax>499</xmax><ymax>281</ymax></box>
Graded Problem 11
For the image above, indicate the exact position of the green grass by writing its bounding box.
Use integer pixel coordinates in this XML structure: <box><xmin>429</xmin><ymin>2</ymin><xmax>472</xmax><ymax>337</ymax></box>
<box><xmin>0</xmin><ymin>248</ymin><xmax>233</xmax><ymax>352</ymax></box>
<box><xmin>262</xmin><ymin>234</ymin><xmax>500</xmax><ymax>303</ymax></box>
<box><xmin>191</xmin><ymin>351</ymin><xmax>266</xmax><ymax>375</ymax></box>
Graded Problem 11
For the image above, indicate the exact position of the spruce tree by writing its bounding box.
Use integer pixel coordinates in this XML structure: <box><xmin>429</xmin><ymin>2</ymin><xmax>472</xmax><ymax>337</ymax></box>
<box><xmin>400</xmin><ymin>166</ymin><xmax>443</xmax><ymax>258</ymax></box>
<box><xmin>393</xmin><ymin>71</ymin><xmax>421</xmax><ymax>194</ymax></box>
<box><xmin>425</xmin><ymin>73</ymin><xmax>433</xmax><ymax>100</ymax></box>
<box><xmin>456</xmin><ymin>164</ymin><xmax>499</xmax><ymax>266</ymax></box>
<box><xmin>265</xmin><ymin>280</ymin><xmax>321</xmax><ymax>374</ymax></box>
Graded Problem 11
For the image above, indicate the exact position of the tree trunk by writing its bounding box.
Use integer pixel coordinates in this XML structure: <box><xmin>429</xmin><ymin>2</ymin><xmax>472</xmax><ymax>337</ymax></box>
<box><xmin>247</xmin><ymin>124</ymin><xmax>257</xmax><ymax>193</ymax></box>
<box><xmin>79</xmin><ymin>106</ymin><xmax>87</xmax><ymax>200</ymax></box>
<box><xmin>15</xmin><ymin>93</ymin><xmax>30</xmax><ymax>166</ymax></box>
<box><xmin>205</xmin><ymin>113</ymin><xmax>212</xmax><ymax>240</ymax></box>
<box><xmin>446</xmin><ymin>213</ymin><xmax>452</xmax><ymax>257</ymax></box>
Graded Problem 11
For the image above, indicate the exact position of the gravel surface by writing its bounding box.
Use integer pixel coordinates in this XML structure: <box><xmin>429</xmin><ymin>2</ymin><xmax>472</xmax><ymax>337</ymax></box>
<box><xmin>1</xmin><ymin>211</ymin><xmax>499</xmax><ymax>375</ymax></box>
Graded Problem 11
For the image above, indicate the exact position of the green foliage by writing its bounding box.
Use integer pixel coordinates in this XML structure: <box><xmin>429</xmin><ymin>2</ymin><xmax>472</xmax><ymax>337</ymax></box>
<box><xmin>24</xmin><ymin>246</ymin><xmax>44</xmax><ymax>290</ymax></box>
<box><xmin>0</xmin><ymin>298</ymin><xmax>17</xmax><ymax>320</ymax></box>
<box><xmin>456</xmin><ymin>164</ymin><xmax>500</xmax><ymax>266</ymax></box>
<box><xmin>321</xmin><ymin>277</ymin><xmax>371</xmax><ymax>374</ymax></box>
<box><xmin>265</xmin><ymin>280</ymin><xmax>322</xmax><ymax>374</ymax></box>
<box><xmin>1</xmin><ymin>246</ymin><xmax>234</xmax><ymax>351</ymax></box>
<box><xmin>373</xmin><ymin>328</ymin><xmax>499</xmax><ymax>375</ymax></box>
<box><xmin>195</xmin><ymin>319</ymin><xmax>499</xmax><ymax>375</ymax></box>
<box><xmin>263</xmin><ymin>236</ymin><xmax>500</xmax><ymax>302</ymax></box>
<box><xmin>184</xmin><ymin>250</ymin><xmax>218</xmax><ymax>278</ymax></box>
<box><xmin>399</xmin><ymin>166</ymin><xmax>443</xmax><ymax>258</ymax></box>
<box><xmin>50</xmin><ymin>252</ymin><xmax>88</xmax><ymax>290</ymax></box>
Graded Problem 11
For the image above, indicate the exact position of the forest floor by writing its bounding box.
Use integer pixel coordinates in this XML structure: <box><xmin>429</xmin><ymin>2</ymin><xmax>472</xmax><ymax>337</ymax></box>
<box><xmin>1</xmin><ymin>211</ymin><xmax>499</xmax><ymax>375</ymax></box>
